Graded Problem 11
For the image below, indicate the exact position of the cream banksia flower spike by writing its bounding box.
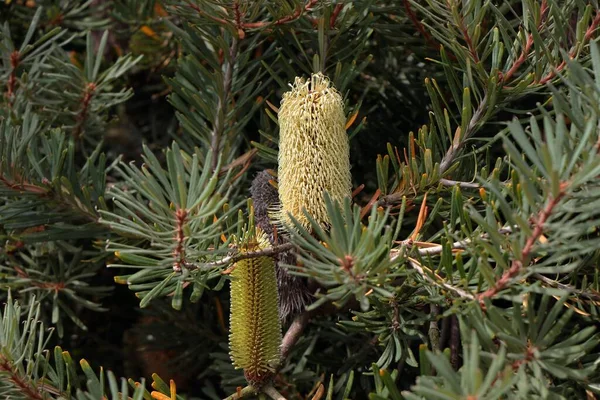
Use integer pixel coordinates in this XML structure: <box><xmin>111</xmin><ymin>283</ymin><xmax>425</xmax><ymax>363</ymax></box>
<box><xmin>276</xmin><ymin>72</ymin><xmax>352</xmax><ymax>231</ymax></box>
<box><xmin>229</xmin><ymin>227</ymin><xmax>282</xmax><ymax>386</ymax></box>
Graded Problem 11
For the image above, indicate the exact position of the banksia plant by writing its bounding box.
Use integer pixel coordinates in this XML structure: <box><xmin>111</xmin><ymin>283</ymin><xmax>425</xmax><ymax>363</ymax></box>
<box><xmin>7</xmin><ymin>1</ymin><xmax>600</xmax><ymax>399</ymax></box>
<box><xmin>277</xmin><ymin>73</ymin><xmax>352</xmax><ymax>230</ymax></box>
<box><xmin>229</xmin><ymin>228</ymin><xmax>282</xmax><ymax>386</ymax></box>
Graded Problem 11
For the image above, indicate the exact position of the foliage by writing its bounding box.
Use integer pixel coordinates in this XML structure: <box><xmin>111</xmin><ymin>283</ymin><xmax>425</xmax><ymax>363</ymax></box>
<box><xmin>1</xmin><ymin>0</ymin><xmax>600</xmax><ymax>399</ymax></box>
<box><xmin>0</xmin><ymin>293</ymin><xmax>180</xmax><ymax>400</ymax></box>
<box><xmin>99</xmin><ymin>142</ymin><xmax>237</xmax><ymax>307</ymax></box>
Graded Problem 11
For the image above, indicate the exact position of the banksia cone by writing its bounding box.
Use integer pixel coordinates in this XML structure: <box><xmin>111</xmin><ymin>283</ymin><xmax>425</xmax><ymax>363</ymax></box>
<box><xmin>277</xmin><ymin>73</ymin><xmax>352</xmax><ymax>230</ymax></box>
<box><xmin>229</xmin><ymin>229</ymin><xmax>282</xmax><ymax>385</ymax></box>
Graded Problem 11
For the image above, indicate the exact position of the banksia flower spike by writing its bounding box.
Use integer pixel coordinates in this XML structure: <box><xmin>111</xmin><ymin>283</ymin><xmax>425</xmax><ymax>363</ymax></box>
<box><xmin>229</xmin><ymin>228</ymin><xmax>282</xmax><ymax>385</ymax></box>
<box><xmin>277</xmin><ymin>72</ymin><xmax>352</xmax><ymax>231</ymax></box>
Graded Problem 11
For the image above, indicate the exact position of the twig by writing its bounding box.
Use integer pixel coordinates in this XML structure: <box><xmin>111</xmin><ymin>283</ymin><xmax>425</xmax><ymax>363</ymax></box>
<box><xmin>172</xmin><ymin>208</ymin><xmax>188</xmax><ymax>272</ymax></box>
<box><xmin>378</xmin><ymin>97</ymin><xmax>486</xmax><ymax>207</ymax></box>
<box><xmin>73</xmin><ymin>82</ymin><xmax>97</xmax><ymax>139</ymax></box>
<box><xmin>5</xmin><ymin>50</ymin><xmax>20</xmax><ymax>107</ymax></box>
<box><xmin>242</xmin><ymin>0</ymin><xmax>319</xmax><ymax>29</ymax></box>
<box><xmin>537</xmin><ymin>9</ymin><xmax>600</xmax><ymax>85</ymax></box>
<box><xmin>233</xmin><ymin>0</ymin><xmax>245</xmax><ymax>38</ymax></box>
<box><xmin>223</xmin><ymin>386</ymin><xmax>256</xmax><ymax>400</ymax></box>
<box><xmin>184</xmin><ymin>242</ymin><xmax>295</xmax><ymax>271</ymax></box>
<box><xmin>532</xmin><ymin>273</ymin><xmax>600</xmax><ymax>302</ymax></box>
<box><xmin>457</xmin><ymin>17</ymin><xmax>479</xmax><ymax>63</ymax></box>
<box><xmin>402</xmin><ymin>0</ymin><xmax>437</xmax><ymax>51</ymax></box>
<box><xmin>186</xmin><ymin>1</ymin><xmax>229</xmax><ymax>25</ymax></box>
<box><xmin>0</xmin><ymin>176</ymin><xmax>49</xmax><ymax>195</ymax></box>
<box><xmin>219</xmin><ymin>149</ymin><xmax>258</xmax><ymax>177</ymax></box>
<box><xmin>391</xmin><ymin>226</ymin><xmax>514</xmax><ymax>301</ymax></box>
<box><xmin>351</xmin><ymin>184</ymin><xmax>365</xmax><ymax>198</ymax></box>
<box><xmin>450</xmin><ymin>315</ymin><xmax>460</xmax><ymax>370</ymax></box>
<box><xmin>211</xmin><ymin>37</ymin><xmax>238</xmax><ymax>170</ymax></box>
<box><xmin>280</xmin><ymin>311</ymin><xmax>310</xmax><ymax>363</ymax></box>
<box><xmin>502</xmin><ymin>35</ymin><xmax>534</xmax><ymax>84</ymax></box>
<box><xmin>0</xmin><ymin>176</ymin><xmax>99</xmax><ymax>222</ymax></box>
<box><xmin>360</xmin><ymin>189</ymin><xmax>380</xmax><ymax>219</ymax></box>
<box><xmin>392</xmin><ymin>226</ymin><xmax>514</xmax><ymax>258</ymax></box>
<box><xmin>12</xmin><ymin>265</ymin><xmax>65</xmax><ymax>292</ymax></box>
<box><xmin>415</xmin><ymin>239</ymin><xmax>469</xmax><ymax>256</ymax></box>
<box><xmin>439</xmin><ymin>178</ymin><xmax>480</xmax><ymax>189</ymax></box>
<box><xmin>501</xmin><ymin>0</ymin><xmax>548</xmax><ymax>84</ymax></box>
<box><xmin>0</xmin><ymin>356</ymin><xmax>44</xmax><ymax>400</ymax></box>
<box><xmin>584</xmin><ymin>9</ymin><xmax>600</xmax><ymax>42</ymax></box>
<box><xmin>263</xmin><ymin>385</ymin><xmax>287</xmax><ymax>400</ymax></box>
<box><xmin>439</xmin><ymin>92</ymin><xmax>488</xmax><ymax>174</ymax></box>
<box><xmin>329</xmin><ymin>3</ymin><xmax>343</xmax><ymax>28</ymax></box>
<box><xmin>440</xmin><ymin>314</ymin><xmax>450</xmax><ymax>350</ymax></box>
<box><xmin>477</xmin><ymin>188</ymin><xmax>566</xmax><ymax>303</ymax></box>
<box><xmin>429</xmin><ymin>304</ymin><xmax>441</xmax><ymax>351</ymax></box>
<box><xmin>408</xmin><ymin>258</ymin><xmax>475</xmax><ymax>300</ymax></box>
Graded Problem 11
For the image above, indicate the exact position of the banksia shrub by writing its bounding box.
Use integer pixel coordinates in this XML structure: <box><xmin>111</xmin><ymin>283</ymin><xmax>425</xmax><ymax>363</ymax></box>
<box><xmin>228</xmin><ymin>229</ymin><xmax>282</xmax><ymax>385</ymax></box>
<box><xmin>277</xmin><ymin>73</ymin><xmax>352</xmax><ymax>230</ymax></box>
<box><xmin>4</xmin><ymin>2</ymin><xmax>600</xmax><ymax>399</ymax></box>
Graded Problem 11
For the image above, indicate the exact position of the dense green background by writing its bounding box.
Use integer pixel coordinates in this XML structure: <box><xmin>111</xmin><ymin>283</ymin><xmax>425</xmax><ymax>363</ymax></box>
<box><xmin>2</xmin><ymin>1</ymin><xmax>600</xmax><ymax>399</ymax></box>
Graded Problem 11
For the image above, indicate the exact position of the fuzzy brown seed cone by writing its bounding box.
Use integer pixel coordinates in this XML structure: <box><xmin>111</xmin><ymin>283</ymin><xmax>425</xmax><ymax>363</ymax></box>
<box><xmin>251</xmin><ymin>170</ymin><xmax>311</xmax><ymax>321</ymax></box>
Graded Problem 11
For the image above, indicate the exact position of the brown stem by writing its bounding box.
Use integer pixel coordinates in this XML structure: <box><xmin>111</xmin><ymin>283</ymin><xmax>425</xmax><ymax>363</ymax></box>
<box><xmin>502</xmin><ymin>35</ymin><xmax>534</xmax><ymax>83</ymax></box>
<box><xmin>0</xmin><ymin>176</ymin><xmax>98</xmax><ymax>222</ymax></box>
<box><xmin>263</xmin><ymin>385</ymin><xmax>287</xmax><ymax>400</ymax></box>
<box><xmin>0</xmin><ymin>176</ymin><xmax>49</xmax><ymax>195</ymax></box>
<box><xmin>185</xmin><ymin>242</ymin><xmax>295</xmax><ymax>271</ymax></box>
<box><xmin>439</xmin><ymin>92</ymin><xmax>488</xmax><ymax>174</ymax></box>
<box><xmin>186</xmin><ymin>1</ymin><xmax>229</xmax><ymax>25</ymax></box>
<box><xmin>172</xmin><ymin>208</ymin><xmax>188</xmax><ymax>272</ymax></box>
<box><xmin>280</xmin><ymin>312</ymin><xmax>310</xmax><ymax>363</ymax></box>
<box><xmin>233</xmin><ymin>0</ymin><xmax>245</xmax><ymax>39</ymax></box>
<box><xmin>407</xmin><ymin>258</ymin><xmax>475</xmax><ymax>301</ymax></box>
<box><xmin>12</xmin><ymin>265</ymin><xmax>65</xmax><ymax>292</ymax></box>
<box><xmin>5</xmin><ymin>50</ymin><xmax>20</xmax><ymax>107</ymax></box>
<box><xmin>360</xmin><ymin>189</ymin><xmax>380</xmax><ymax>219</ymax></box>
<box><xmin>439</xmin><ymin>178</ymin><xmax>479</xmax><ymax>189</ymax></box>
<box><xmin>211</xmin><ymin>37</ymin><xmax>238</xmax><ymax>170</ymax></box>
<box><xmin>378</xmin><ymin>93</ymin><xmax>487</xmax><ymax>207</ymax></box>
<box><xmin>403</xmin><ymin>0</ymin><xmax>437</xmax><ymax>51</ymax></box>
<box><xmin>450</xmin><ymin>315</ymin><xmax>460</xmax><ymax>370</ymax></box>
<box><xmin>223</xmin><ymin>386</ymin><xmax>256</xmax><ymax>400</ymax></box>
<box><xmin>537</xmin><ymin>10</ymin><xmax>600</xmax><ymax>85</ymax></box>
<box><xmin>429</xmin><ymin>304</ymin><xmax>441</xmax><ymax>351</ymax></box>
<box><xmin>0</xmin><ymin>356</ymin><xmax>44</xmax><ymax>400</ymax></box>
<box><xmin>477</xmin><ymin>189</ymin><xmax>566</xmax><ymax>304</ymax></box>
<box><xmin>501</xmin><ymin>0</ymin><xmax>548</xmax><ymax>84</ymax></box>
<box><xmin>458</xmin><ymin>20</ymin><xmax>479</xmax><ymax>63</ymax></box>
<box><xmin>242</xmin><ymin>0</ymin><xmax>319</xmax><ymax>29</ymax></box>
<box><xmin>532</xmin><ymin>273</ymin><xmax>600</xmax><ymax>302</ymax></box>
<box><xmin>73</xmin><ymin>82</ymin><xmax>97</xmax><ymax>139</ymax></box>
<box><xmin>510</xmin><ymin>341</ymin><xmax>536</xmax><ymax>371</ymax></box>
<box><xmin>330</xmin><ymin>3</ymin><xmax>343</xmax><ymax>29</ymax></box>
<box><xmin>440</xmin><ymin>315</ymin><xmax>450</xmax><ymax>350</ymax></box>
<box><xmin>584</xmin><ymin>10</ymin><xmax>600</xmax><ymax>41</ymax></box>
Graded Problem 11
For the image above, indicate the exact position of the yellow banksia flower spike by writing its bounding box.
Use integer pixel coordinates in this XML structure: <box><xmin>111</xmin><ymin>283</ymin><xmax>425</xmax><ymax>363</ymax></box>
<box><xmin>277</xmin><ymin>72</ymin><xmax>352</xmax><ymax>230</ymax></box>
<box><xmin>229</xmin><ymin>228</ymin><xmax>282</xmax><ymax>385</ymax></box>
